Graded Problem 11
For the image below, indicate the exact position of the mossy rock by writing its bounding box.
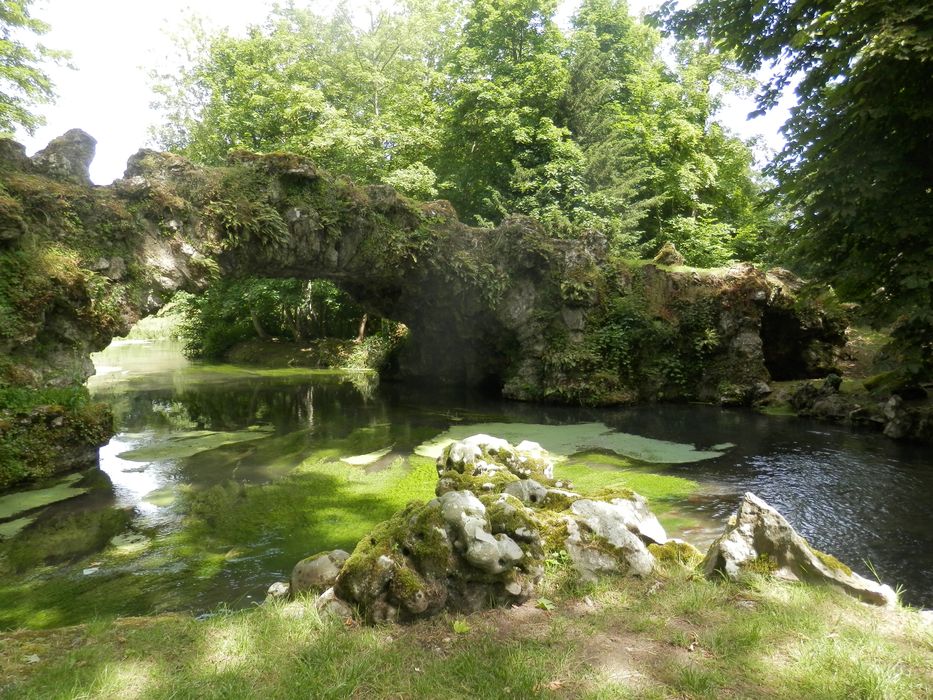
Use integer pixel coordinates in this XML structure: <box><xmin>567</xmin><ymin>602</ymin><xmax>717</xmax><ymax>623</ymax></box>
<box><xmin>649</xmin><ymin>540</ymin><xmax>703</xmax><ymax>568</ymax></box>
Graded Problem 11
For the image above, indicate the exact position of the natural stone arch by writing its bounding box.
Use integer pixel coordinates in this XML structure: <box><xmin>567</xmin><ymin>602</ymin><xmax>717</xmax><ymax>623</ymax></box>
<box><xmin>1</xmin><ymin>130</ymin><xmax>845</xmax><ymax>405</ymax></box>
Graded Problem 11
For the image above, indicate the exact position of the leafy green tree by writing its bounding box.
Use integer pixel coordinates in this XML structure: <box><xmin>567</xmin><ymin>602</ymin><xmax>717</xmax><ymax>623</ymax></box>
<box><xmin>434</xmin><ymin>0</ymin><xmax>577</xmax><ymax>225</ymax></box>
<box><xmin>666</xmin><ymin>0</ymin><xmax>933</xmax><ymax>378</ymax></box>
<box><xmin>152</xmin><ymin>1</ymin><xmax>458</xmax><ymax>196</ymax></box>
<box><xmin>0</xmin><ymin>0</ymin><xmax>66</xmax><ymax>135</ymax></box>
<box><xmin>565</xmin><ymin>0</ymin><xmax>768</xmax><ymax>262</ymax></box>
<box><xmin>176</xmin><ymin>278</ymin><xmax>372</xmax><ymax>359</ymax></box>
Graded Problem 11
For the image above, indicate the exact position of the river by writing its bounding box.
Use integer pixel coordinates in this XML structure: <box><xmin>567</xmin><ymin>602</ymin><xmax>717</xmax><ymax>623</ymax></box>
<box><xmin>0</xmin><ymin>340</ymin><xmax>929</xmax><ymax>629</ymax></box>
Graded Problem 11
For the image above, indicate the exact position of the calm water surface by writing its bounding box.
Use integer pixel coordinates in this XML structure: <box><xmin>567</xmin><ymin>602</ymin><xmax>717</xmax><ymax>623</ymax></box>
<box><xmin>2</xmin><ymin>340</ymin><xmax>930</xmax><ymax>626</ymax></box>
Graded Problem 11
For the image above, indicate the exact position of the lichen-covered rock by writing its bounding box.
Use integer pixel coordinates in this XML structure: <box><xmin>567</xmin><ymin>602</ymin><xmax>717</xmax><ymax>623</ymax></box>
<box><xmin>333</xmin><ymin>494</ymin><xmax>541</xmax><ymax>623</ymax></box>
<box><xmin>648</xmin><ymin>539</ymin><xmax>703</xmax><ymax>566</ymax></box>
<box><xmin>653</xmin><ymin>242</ymin><xmax>685</xmax><ymax>266</ymax></box>
<box><xmin>328</xmin><ymin>436</ymin><xmax>665</xmax><ymax>622</ymax></box>
<box><xmin>290</xmin><ymin>549</ymin><xmax>350</xmax><ymax>596</ymax></box>
<box><xmin>702</xmin><ymin>492</ymin><xmax>897</xmax><ymax>607</ymax></box>
<box><xmin>561</xmin><ymin>498</ymin><xmax>662</xmax><ymax>581</ymax></box>
<box><xmin>435</xmin><ymin>435</ymin><xmax>555</xmax><ymax>496</ymax></box>
<box><xmin>571</xmin><ymin>496</ymin><xmax>667</xmax><ymax>545</ymax></box>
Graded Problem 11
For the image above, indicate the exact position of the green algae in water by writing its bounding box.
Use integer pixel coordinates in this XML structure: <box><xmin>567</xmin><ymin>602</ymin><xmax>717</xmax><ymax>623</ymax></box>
<box><xmin>117</xmin><ymin>428</ymin><xmax>275</xmax><ymax>462</ymax></box>
<box><xmin>0</xmin><ymin>515</ymin><xmax>38</xmax><ymax>540</ymax></box>
<box><xmin>142</xmin><ymin>487</ymin><xmax>177</xmax><ymax>508</ymax></box>
<box><xmin>414</xmin><ymin>422</ymin><xmax>727</xmax><ymax>463</ymax></box>
<box><xmin>0</xmin><ymin>474</ymin><xmax>89</xmax><ymax>520</ymax></box>
<box><xmin>556</xmin><ymin>461</ymin><xmax>699</xmax><ymax>502</ymax></box>
<box><xmin>340</xmin><ymin>447</ymin><xmax>393</xmax><ymax>466</ymax></box>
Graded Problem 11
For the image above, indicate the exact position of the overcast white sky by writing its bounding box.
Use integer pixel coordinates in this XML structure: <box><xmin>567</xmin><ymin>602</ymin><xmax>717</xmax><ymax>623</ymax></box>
<box><xmin>15</xmin><ymin>0</ymin><xmax>793</xmax><ymax>185</ymax></box>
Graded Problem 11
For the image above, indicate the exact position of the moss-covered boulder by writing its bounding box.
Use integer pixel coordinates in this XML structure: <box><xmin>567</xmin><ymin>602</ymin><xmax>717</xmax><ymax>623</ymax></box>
<box><xmin>330</xmin><ymin>436</ymin><xmax>669</xmax><ymax>622</ymax></box>
<box><xmin>702</xmin><ymin>492</ymin><xmax>898</xmax><ymax>607</ymax></box>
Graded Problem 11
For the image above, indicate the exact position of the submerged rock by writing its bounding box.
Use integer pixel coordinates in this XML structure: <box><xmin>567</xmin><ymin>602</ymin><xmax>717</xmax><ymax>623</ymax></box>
<box><xmin>702</xmin><ymin>492</ymin><xmax>897</xmax><ymax>607</ymax></box>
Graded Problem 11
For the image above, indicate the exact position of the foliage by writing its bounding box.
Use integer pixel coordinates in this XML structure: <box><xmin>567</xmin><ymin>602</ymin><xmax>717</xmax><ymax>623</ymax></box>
<box><xmin>175</xmin><ymin>278</ymin><xmax>387</xmax><ymax>361</ymax></box>
<box><xmin>0</xmin><ymin>389</ymin><xmax>112</xmax><ymax>490</ymax></box>
<box><xmin>150</xmin><ymin>0</ymin><xmax>774</xmax><ymax>262</ymax></box>
<box><xmin>0</xmin><ymin>0</ymin><xmax>67</xmax><ymax>135</ymax></box>
<box><xmin>665</xmin><ymin>0</ymin><xmax>933</xmax><ymax>380</ymax></box>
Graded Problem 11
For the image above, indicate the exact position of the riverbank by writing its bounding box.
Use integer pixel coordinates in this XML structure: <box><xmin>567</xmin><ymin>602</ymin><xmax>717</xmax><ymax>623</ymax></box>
<box><xmin>756</xmin><ymin>326</ymin><xmax>932</xmax><ymax>442</ymax></box>
<box><xmin>2</xmin><ymin>559</ymin><xmax>930</xmax><ymax>699</ymax></box>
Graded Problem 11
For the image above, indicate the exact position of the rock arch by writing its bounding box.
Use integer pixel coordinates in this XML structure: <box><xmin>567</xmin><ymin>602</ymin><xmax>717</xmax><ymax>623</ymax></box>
<box><xmin>1</xmin><ymin>130</ymin><xmax>845</xmax><ymax>404</ymax></box>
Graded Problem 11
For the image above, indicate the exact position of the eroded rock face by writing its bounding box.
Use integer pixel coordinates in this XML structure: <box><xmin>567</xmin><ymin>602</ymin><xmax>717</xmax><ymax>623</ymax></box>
<box><xmin>702</xmin><ymin>492</ymin><xmax>897</xmax><ymax>607</ymax></box>
<box><xmin>330</xmin><ymin>436</ymin><xmax>664</xmax><ymax>623</ymax></box>
<box><xmin>31</xmin><ymin>129</ymin><xmax>97</xmax><ymax>185</ymax></box>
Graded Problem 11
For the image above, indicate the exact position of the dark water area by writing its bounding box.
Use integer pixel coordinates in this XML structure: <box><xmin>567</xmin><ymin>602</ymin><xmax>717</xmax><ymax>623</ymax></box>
<box><xmin>1</xmin><ymin>340</ymin><xmax>930</xmax><ymax>630</ymax></box>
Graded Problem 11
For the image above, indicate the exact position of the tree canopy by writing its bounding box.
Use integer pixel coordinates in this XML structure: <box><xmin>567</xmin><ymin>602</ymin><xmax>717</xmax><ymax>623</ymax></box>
<box><xmin>665</xmin><ymin>0</ymin><xmax>933</xmax><ymax>378</ymax></box>
<box><xmin>0</xmin><ymin>0</ymin><xmax>63</xmax><ymax>135</ymax></box>
<box><xmin>151</xmin><ymin>0</ymin><xmax>771</xmax><ymax>265</ymax></box>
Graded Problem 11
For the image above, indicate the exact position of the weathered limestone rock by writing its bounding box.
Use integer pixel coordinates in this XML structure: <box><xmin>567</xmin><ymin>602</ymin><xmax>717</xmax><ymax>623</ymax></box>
<box><xmin>435</xmin><ymin>434</ymin><xmax>554</xmax><ymax>495</ymax></box>
<box><xmin>702</xmin><ymin>492</ymin><xmax>897</xmax><ymax>607</ymax></box>
<box><xmin>330</xmin><ymin>436</ymin><xmax>662</xmax><ymax>622</ymax></box>
<box><xmin>571</xmin><ymin>496</ymin><xmax>667</xmax><ymax>546</ymax></box>
<box><xmin>560</xmin><ymin>498</ymin><xmax>664</xmax><ymax>581</ymax></box>
<box><xmin>290</xmin><ymin>549</ymin><xmax>350</xmax><ymax>596</ymax></box>
<box><xmin>31</xmin><ymin>128</ymin><xmax>96</xmax><ymax>185</ymax></box>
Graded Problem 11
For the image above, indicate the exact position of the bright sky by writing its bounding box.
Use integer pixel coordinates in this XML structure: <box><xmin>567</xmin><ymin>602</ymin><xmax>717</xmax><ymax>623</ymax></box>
<box><xmin>15</xmin><ymin>0</ymin><xmax>793</xmax><ymax>185</ymax></box>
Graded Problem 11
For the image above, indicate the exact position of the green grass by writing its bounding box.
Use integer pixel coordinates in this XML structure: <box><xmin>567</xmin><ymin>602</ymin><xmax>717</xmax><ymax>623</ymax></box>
<box><xmin>1</xmin><ymin>565</ymin><xmax>929</xmax><ymax>699</ymax></box>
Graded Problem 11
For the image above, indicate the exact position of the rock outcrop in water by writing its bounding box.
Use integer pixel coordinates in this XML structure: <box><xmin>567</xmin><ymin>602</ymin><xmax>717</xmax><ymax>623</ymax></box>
<box><xmin>702</xmin><ymin>492</ymin><xmax>897</xmax><ymax>607</ymax></box>
<box><xmin>328</xmin><ymin>436</ymin><xmax>664</xmax><ymax>623</ymax></box>
<box><xmin>289</xmin><ymin>439</ymin><xmax>897</xmax><ymax>624</ymax></box>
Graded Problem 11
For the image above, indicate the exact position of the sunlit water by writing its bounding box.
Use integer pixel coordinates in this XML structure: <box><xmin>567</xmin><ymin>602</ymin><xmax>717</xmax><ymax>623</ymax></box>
<box><xmin>2</xmin><ymin>340</ymin><xmax>930</xmax><ymax>626</ymax></box>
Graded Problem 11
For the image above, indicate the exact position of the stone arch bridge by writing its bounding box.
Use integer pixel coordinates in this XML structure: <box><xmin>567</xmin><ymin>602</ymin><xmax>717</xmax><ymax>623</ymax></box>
<box><xmin>0</xmin><ymin>130</ymin><xmax>845</xmax><ymax>406</ymax></box>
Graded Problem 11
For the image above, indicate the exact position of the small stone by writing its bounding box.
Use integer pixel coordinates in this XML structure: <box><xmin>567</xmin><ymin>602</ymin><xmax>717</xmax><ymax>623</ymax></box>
<box><xmin>291</xmin><ymin>549</ymin><xmax>350</xmax><ymax>596</ymax></box>
<box><xmin>265</xmin><ymin>581</ymin><xmax>290</xmax><ymax>602</ymax></box>
<box><xmin>315</xmin><ymin>587</ymin><xmax>354</xmax><ymax>618</ymax></box>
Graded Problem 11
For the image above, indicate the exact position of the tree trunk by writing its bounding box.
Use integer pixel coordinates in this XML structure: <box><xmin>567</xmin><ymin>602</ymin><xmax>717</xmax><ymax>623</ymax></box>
<box><xmin>250</xmin><ymin>309</ymin><xmax>268</xmax><ymax>339</ymax></box>
<box><xmin>355</xmin><ymin>313</ymin><xmax>368</xmax><ymax>343</ymax></box>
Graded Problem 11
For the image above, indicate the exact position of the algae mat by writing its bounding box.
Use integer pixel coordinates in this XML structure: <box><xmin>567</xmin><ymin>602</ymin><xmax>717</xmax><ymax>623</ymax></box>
<box><xmin>0</xmin><ymin>474</ymin><xmax>89</xmax><ymax>521</ymax></box>
<box><xmin>414</xmin><ymin>422</ymin><xmax>727</xmax><ymax>463</ymax></box>
<box><xmin>117</xmin><ymin>427</ymin><xmax>274</xmax><ymax>462</ymax></box>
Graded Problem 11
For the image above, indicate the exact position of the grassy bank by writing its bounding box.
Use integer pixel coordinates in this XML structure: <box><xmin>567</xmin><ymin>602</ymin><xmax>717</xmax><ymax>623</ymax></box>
<box><xmin>1</xmin><ymin>561</ymin><xmax>930</xmax><ymax>699</ymax></box>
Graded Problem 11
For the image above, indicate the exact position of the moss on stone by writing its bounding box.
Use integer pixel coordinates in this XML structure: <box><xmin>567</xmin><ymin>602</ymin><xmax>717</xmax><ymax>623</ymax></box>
<box><xmin>741</xmin><ymin>553</ymin><xmax>778</xmax><ymax>575</ymax></box>
<box><xmin>435</xmin><ymin>468</ymin><xmax>520</xmax><ymax>497</ymax></box>
<box><xmin>808</xmin><ymin>546</ymin><xmax>853</xmax><ymax>576</ymax></box>
<box><xmin>648</xmin><ymin>540</ymin><xmax>703</xmax><ymax>568</ymax></box>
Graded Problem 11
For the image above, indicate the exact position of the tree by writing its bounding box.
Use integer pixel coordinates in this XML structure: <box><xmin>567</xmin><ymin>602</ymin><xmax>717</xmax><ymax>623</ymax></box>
<box><xmin>0</xmin><ymin>0</ymin><xmax>65</xmax><ymax>136</ymax></box>
<box><xmin>666</xmin><ymin>0</ymin><xmax>933</xmax><ymax>378</ymax></box>
<box><xmin>565</xmin><ymin>0</ymin><xmax>768</xmax><ymax>262</ymax></box>
<box><xmin>151</xmin><ymin>1</ymin><xmax>458</xmax><ymax>198</ymax></box>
